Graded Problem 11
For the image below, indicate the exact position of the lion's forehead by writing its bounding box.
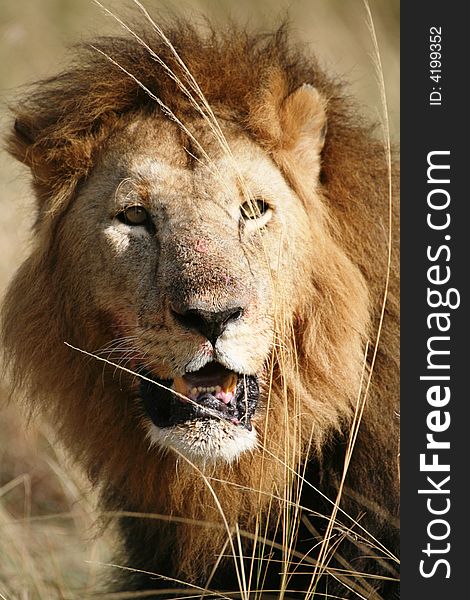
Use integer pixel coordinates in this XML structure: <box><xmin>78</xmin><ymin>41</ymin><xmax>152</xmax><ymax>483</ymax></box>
<box><xmin>107</xmin><ymin>116</ymin><xmax>290</xmax><ymax>208</ymax></box>
<box><xmin>119</xmin><ymin>114</ymin><xmax>255</xmax><ymax>166</ymax></box>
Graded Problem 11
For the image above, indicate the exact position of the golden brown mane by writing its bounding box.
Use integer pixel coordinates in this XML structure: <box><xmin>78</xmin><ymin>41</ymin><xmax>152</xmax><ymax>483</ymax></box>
<box><xmin>3</xmin><ymin>18</ymin><xmax>399</xmax><ymax>597</ymax></box>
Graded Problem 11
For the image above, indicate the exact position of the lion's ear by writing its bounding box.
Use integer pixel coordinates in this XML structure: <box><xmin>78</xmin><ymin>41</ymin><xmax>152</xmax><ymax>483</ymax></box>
<box><xmin>8</xmin><ymin>115</ymin><xmax>38</xmax><ymax>167</ymax></box>
<box><xmin>8</xmin><ymin>113</ymin><xmax>56</xmax><ymax>188</ymax></box>
<box><xmin>8</xmin><ymin>115</ymin><xmax>66</xmax><ymax>210</ymax></box>
<box><xmin>8</xmin><ymin>110</ymin><xmax>96</xmax><ymax>212</ymax></box>
<box><xmin>279</xmin><ymin>84</ymin><xmax>327</xmax><ymax>174</ymax></box>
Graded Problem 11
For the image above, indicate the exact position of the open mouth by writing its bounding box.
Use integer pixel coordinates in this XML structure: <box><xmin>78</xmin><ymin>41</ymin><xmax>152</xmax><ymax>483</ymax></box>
<box><xmin>139</xmin><ymin>362</ymin><xmax>259</xmax><ymax>431</ymax></box>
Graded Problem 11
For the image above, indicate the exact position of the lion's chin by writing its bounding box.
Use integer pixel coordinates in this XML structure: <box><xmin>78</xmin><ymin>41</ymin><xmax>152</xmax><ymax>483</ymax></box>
<box><xmin>145</xmin><ymin>419</ymin><xmax>257</xmax><ymax>465</ymax></box>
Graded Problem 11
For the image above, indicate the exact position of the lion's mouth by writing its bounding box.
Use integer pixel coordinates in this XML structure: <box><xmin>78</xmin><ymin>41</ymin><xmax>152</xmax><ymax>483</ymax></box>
<box><xmin>139</xmin><ymin>362</ymin><xmax>259</xmax><ymax>430</ymax></box>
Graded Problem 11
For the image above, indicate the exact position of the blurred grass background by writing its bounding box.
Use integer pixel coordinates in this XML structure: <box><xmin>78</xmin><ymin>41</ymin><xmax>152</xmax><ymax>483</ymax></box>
<box><xmin>0</xmin><ymin>1</ymin><xmax>398</xmax><ymax>598</ymax></box>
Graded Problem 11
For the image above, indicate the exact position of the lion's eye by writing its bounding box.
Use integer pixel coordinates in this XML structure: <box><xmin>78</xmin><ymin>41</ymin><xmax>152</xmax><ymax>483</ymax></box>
<box><xmin>117</xmin><ymin>205</ymin><xmax>150</xmax><ymax>227</ymax></box>
<box><xmin>240</xmin><ymin>199</ymin><xmax>270</xmax><ymax>221</ymax></box>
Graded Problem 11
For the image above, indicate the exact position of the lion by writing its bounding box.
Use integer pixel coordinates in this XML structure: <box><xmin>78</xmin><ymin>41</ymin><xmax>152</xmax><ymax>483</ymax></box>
<box><xmin>2</xmin><ymin>15</ymin><xmax>399</xmax><ymax>600</ymax></box>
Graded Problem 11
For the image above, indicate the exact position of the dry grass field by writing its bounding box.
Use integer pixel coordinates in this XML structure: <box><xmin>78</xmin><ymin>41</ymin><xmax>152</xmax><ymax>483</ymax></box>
<box><xmin>0</xmin><ymin>1</ymin><xmax>398</xmax><ymax>598</ymax></box>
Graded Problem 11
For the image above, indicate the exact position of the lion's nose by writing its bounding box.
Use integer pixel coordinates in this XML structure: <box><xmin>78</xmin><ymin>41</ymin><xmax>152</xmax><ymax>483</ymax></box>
<box><xmin>171</xmin><ymin>304</ymin><xmax>244</xmax><ymax>345</ymax></box>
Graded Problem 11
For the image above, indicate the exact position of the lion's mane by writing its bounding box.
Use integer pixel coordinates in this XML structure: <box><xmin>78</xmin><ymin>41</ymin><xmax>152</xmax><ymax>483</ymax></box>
<box><xmin>3</xmin><ymin>19</ymin><xmax>399</xmax><ymax>597</ymax></box>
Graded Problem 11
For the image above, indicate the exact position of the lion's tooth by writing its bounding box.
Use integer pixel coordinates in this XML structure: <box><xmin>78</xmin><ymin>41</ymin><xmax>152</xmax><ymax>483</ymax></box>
<box><xmin>188</xmin><ymin>381</ymin><xmax>236</xmax><ymax>396</ymax></box>
<box><xmin>172</xmin><ymin>377</ymin><xmax>188</xmax><ymax>396</ymax></box>
<box><xmin>223</xmin><ymin>373</ymin><xmax>238</xmax><ymax>393</ymax></box>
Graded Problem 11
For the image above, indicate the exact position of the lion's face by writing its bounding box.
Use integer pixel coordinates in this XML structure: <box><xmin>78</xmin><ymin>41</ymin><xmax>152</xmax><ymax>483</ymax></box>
<box><xmin>62</xmin><ymin>115</ymin><xmax>317</xmax><ymax>463</ymax></box>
